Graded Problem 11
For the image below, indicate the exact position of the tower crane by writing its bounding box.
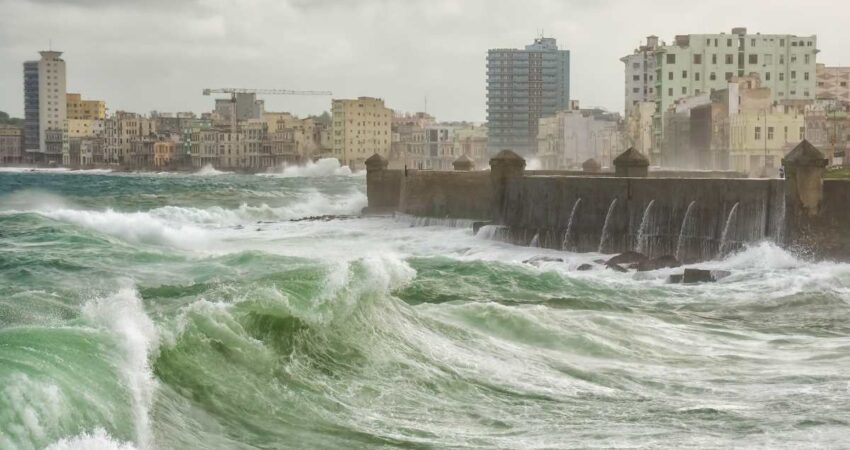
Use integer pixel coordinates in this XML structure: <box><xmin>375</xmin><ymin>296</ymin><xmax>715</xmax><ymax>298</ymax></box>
<box><xmin>202</xmin><ymin>88</ymin><xmax>333</xmax><ymax>98</ymax></box>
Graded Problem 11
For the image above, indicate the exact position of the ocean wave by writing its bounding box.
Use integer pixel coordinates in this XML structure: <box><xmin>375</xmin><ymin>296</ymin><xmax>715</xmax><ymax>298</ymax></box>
<box><xmin>192</xmin><ymin>164</ymin><xmax>232</xmax><ymax>176</ymax></box>
<box><xmin>45</xmin><ymin>429</ymin><xmax>138</xmax><ymax>450</ymax></box>
<box><xmin>81</xmin><ymin>288</ymin><xmax>159</xmax><ymax>449</ymax></box>
<box><xmin>262</xmin><ymin>158</ymin><xmax>362</xmax><ymax>178</ymax></box>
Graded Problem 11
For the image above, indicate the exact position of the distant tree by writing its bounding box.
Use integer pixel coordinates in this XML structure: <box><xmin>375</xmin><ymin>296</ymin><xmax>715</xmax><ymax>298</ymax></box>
<box><xmin>0</xmin><ymin>111</ymin><xmax>24</xmax><ymax>126</ymax></box>
<box><xmin>309</xmin><ymin>111</ymin><xmax>331</xmax><ymax>127</ymax></box>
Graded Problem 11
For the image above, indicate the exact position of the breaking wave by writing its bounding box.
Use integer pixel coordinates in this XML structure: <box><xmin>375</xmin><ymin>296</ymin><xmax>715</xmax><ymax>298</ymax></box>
<box><xmin>266</xmin><ymin>158</ymin><xmax>359</xmax><ymax>178</ymax></box>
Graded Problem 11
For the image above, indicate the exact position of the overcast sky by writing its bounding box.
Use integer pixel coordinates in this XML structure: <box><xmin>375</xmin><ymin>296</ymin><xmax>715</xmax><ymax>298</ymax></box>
<box><xmin>1</xmin><ymin>0</ymin><xmax>848</xmax><ymax>122</ymax></box>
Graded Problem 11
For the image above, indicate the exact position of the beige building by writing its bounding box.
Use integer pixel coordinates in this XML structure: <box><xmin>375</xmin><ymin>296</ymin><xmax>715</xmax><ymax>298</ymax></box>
<box><xmin>153</xmin><ymin>140</ymin><xmax>177</xmax><ymax>169</ymax></box>
<box><xmin>536</xmin><ymin>105</ymin><xmax>623</xmax><ymax>169</ymax></box>
<box><xmin>191</xmin><ymin>128</ymin><xmax>221</xmax><ymax>168</ymax></box>
<box><xmin>331</xmin><ymin>97</ymin><xmax>392</xmax><ymax>168</ymax></box>
<box><xmin>103</xmin><ymin>112</ymin><xmax>156</xmax><ymax>165</ymax></box>
<box><xmin>66</xmin><ymin>93</ymin><xmax>106</xmax><ymax>120</ymax></box>
<box><xmin>624</xmin><ymin>101</ymin><xmax>657</xmax><ymax>163</ymax></box>
<box><xmin>816</xmin><ymin>64</ymin><xmax>850</xmax><ymax>102</ymax></box>
<box><xmin>452</xmin><ymin>125</ymin><xmax>488</xmax><ymax>170</ymax></box>
<box><xmin>0</xmin><ymin>125</ymin><xmax>24</xmax><ymax>164</ymax></box>
<box><xmin>67</xmin><ymin>118</ymin><xmax>103</xmax><ymax>138</ymax></box>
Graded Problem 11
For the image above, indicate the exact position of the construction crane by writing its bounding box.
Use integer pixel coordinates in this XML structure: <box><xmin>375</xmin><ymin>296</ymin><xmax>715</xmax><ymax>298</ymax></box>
<box><xmin>202</xmin><ymin>88</ymin><xmax>332</xmax><ymax>97</ymax></box>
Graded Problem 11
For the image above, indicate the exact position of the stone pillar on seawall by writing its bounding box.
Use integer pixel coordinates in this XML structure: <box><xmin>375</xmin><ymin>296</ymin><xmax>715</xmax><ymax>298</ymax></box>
<box><xmin>453</xmin><ymin>154</ymin><xmax>474</xmax><ymax>171</ymax></box>
<box><xmin>489</xmin><ymin>150</ymin><xmax>526</xmax><ymax>224</ymax></box>
<box><xmin>613</xmin><ymin>148</ymin><xmax>649</xmax><ymax>178</ymax></box>
<box><xmin>364</xmin><ymin>153</ymin><xmax>392</xmax><ymax>214</ymax></box>
<box><xmin>782</xmin><ymin>139</ymin><xmax>828</xmax><ymax>253</ymax></box>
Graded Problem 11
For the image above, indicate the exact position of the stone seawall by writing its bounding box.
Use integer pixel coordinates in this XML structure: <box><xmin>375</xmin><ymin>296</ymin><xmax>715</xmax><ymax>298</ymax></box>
<box><xmin>501</xmin><ymin>176</ymin><xmax>784</xmax><ymax>262</ymax></box>
<box><xmin>363</xmin><ymin>142</ymin><xmax>849</xmax><ymax>262</ymax></box>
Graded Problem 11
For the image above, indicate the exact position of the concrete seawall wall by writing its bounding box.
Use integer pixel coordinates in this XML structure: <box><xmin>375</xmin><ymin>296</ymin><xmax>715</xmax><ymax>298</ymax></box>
<box><xmin>398</xmin><ymin>171</ymin><xmax>493</xmax><ymax>220</ymax></box>
<box><xmin>501</xmin><ymin>176</ymin><xmax>784</xmax><ymax>261</ymax></box>
<box><xmin>363</xmin><ymin>143</ymin><xmax>850</xmax><ymax>262</ymax></box>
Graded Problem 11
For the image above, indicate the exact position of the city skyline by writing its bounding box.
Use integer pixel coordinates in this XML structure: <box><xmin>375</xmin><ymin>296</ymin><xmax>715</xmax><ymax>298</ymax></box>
<box><xmin>2</xmin><ymin>0</ymin><xmax>850</xmax><ymax>122</ymax></box>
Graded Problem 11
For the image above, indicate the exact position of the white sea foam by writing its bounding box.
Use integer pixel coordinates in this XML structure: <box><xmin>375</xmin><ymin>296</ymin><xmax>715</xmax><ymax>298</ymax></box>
<box><xmin>264</xmin><ymin>158</ymin><xmax>359</xmax><ymax>178</ymax></box>
<box><xmin>0</xmin><ymin>167</ymin><xmax>113</xmax><ymax>174</ymax></box>
<box><xmin>82</xmin><ymin>288</ymin><xmax>158</xmax><ymax>449</ymax></box>
<box><xmin>193</xmin><ymin>164</ymin><xmax>231</xmax><ymax>176</ymax></box>
<box><xmin>45</xmin><ymin>429</ymin><xmax>138</xmax><ymax>450</ymax></box>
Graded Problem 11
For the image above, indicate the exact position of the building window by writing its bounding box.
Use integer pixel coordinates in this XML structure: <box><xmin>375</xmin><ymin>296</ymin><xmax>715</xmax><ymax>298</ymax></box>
<box><xmin>755</xmin><ymin>126</ymin><xmax>762</xmax><ymax>140</ymax></box>
<box><xmin>791</xmin><ymin>55</ymin><xmax>797</xmax><ymax>63</ymax></box>
<box><xmin>706</xmin><ymin>38</ymin><xmax>711</xmax><ymax>46</ymax></box>
<box><xmin>668</xmin><ymin>88</ymin><xmax>673</xmax><ymax>96</ymax></box>
<box><xmin>791</xmin><ymin>71</ymin><xmax>796</xmax><ymax>79</ymax></box>
<box><xmin>714</xmin><ymin>39</ymin><xmax>719</xmax><ymax>47</ymax></box>
<box><xmin>682</xmin><ymin>87</ymin><xmax>687</xmax><ymax>95</ymax></box>
<box><xmin>725</xmin><ymin>54</ymin><xmax>734</xmax><ymax>64</ymax></box>
<box><xmin>710</xmin><ymin>72</ymin><xmax>716</xmax><ymax>81</ymax></box>
<box><xmin>768</xmin><ymin>127</ymin><xmax>774</xmax><ymax>140</ymax></box>
<box><xmin>668</xmin><ymin>72</ymin><xmax>674</xmax><ymax>80</ymax></box>
<box><xmin>682</xmin><ymin>70</ymin><xmax>687</xmax><ymax>78</ymax></box>
<box><xmin>749</xmin><ymin>54</ymin><xmax>758</xmax><ymax>64</ymax></box>
<box><xmin>765</xmin><ymin>72</ymin><xmax>771</xmax><ymax>81</ymax></box>
<box><xmin>780</xmin><ymin>55</ymin><xmax>785</xmax><ymax>64</ymax></box>
<box><xmin>784</xmin><ymin>126</ymin><xmax>788</xmax><ymax>141</ymax></box>
<box><xmin>804</xmin><ymin>72</ymin><xmax>810</xmax><ymax>81</ymax></box>
<box><xmin>727</xmin><ymin>38</ymin><xmax>733</xmax><ymax>47</ymax></box>
<box><xmin>800</xmin><ymin>127</ymin><xmax>805</xmax><ymax>140</ymax></box>
<box><xmin>712</xmin><ymin>54</ymin><xmax>718</xmax><ymax>64</ymax></box>
<box><xmin>695</xmin><ymin>72</ymin><xmax>701</xmax><ymax>81</ymax></box>
<box><xmin>725</xmin><ymin>72</ymin><xmax>733</xmax><ymax>81</ymax></box>
<box><xmin>667</xmin><ymin>54</ymin><xmax>676</xmax><ymax>64</ymax></box>
<box><xmin>780</xmin><ymin>39</ymin><xmax>785</xmax><ymax>47</ymax></box>
<box><xmin>633</xmin><ymin>87</ymin><xmax>640</xmax><ymax>93</ymax></box>
<box><xmin>633</xmin><ymin>62</ymin><xmax>640</xmax><ymax>69</ymax></box>
<box><xmin>805</xmin><ymin>54</ymin><xmax>810</xmax><ymax>64</ymax></box>
<box><xmin>751</xmin><ymin>38</ymin><xmax>756</xmax><ymax>47</ymax></box>
<box><xmin>779</xmin><ymin>72</ymin><xmax>785</xmax><ymax>81</ymax></box>
<box><xmin>694</xmin><ymin>54</ymin><xmax>702</xmax><ymax>64</ymax></box>
<box><xmin>633</xmin><ymin>75</ymin><xmax>640</xmax><ymax>81</ymax></box>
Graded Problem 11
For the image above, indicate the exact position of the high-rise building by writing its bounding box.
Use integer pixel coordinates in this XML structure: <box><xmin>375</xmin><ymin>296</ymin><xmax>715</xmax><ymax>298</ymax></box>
<box><xmin>486</xmin><ymin>37</ymin><xmax>570</xmax><ymax>156</ymax></box>
<box><xmin>22</xmin><ymin>50</ymin><xmax>67</xmax><ymax>164</ymax></box>
<box><xmin>331</xmin><ymin>97</ymin><xmax>392</xmax><ymax>168</ymax></box>
<box><xmin>654</xmin><ymin>28</ymin><xmax>817</xmax><ymax>115</ymax></box>
<box><xmin>621</xmin><ymin>36</ymin><xmax>662</xmax><ymax>117</ymax></box>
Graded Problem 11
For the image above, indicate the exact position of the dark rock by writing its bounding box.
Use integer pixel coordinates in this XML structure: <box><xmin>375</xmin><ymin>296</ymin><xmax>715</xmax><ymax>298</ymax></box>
<box><xmin>593</xmin><ymin>259</ymin><xmax>606</xmax><ymax>265</ymax></box>
<box><xmin>606</xmin><ymin>251</ymin><xmax>648</xmax><ymax>266</ymax></box>
<box><xmin>576</xmin><ymin>263</ymin><xmax>594</xmax><ymax>271</ymax></box>
<box><xmin>637</xmin><ymin>255</ymin><xmax>682</xmax><ymax>272</ymax></box>
<box><xmin>472</xmin><ymin>221</ymin><xmax>491</xmax><ymax>235</ymax></box>
<box><xmin>683</xmin><ymin>269</ymin><xmax>713</xmax><ymax>283</ymax></box>
<box><xmin>523</xmin><ymin>256</ymin><xmax>564</xmax><ymax>265</ymax></box>
<box><xmin>606</xmin><ymin>263</ymin><xmax>628</xmax><ymax>273</ymax></box>
<box><xmin>667</xmin><ymin>274</ymin><xmax>684</xmax><ymax>284</ymax></box>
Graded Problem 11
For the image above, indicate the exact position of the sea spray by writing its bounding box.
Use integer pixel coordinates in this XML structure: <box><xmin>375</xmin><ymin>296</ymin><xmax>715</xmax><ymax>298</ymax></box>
<box><xmin>82</xmin><ymin>288</ymin><xmax>158</xmax><ymax>449</ymax></box>
<box><xmin>598</xmin><ymin>198</ymin><xmax>618</xmax><ymax>253</ymax></box>
<box><xmin>718</xmin><ymin>202</ymin><xmax>740</xmax><ymax>257</ymax></box>
<box><xmin>562</xmin><ymin>198</ymin><xmax>581</xmax><ymax>251</ymax></box>
<box><xmin>635</xmin><ymin>199</ymin><xmax>655</xmax><ymax>255</ymax></box>
<box><xmin>675</xmin><ymin>201</ymin><xmax>696</xmax><ymax>261</ymax></box>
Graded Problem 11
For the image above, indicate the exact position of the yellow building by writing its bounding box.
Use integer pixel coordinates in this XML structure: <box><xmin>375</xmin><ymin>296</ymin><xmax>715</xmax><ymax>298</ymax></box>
<box><xmin>66</xmin><ymin>93</ymin><xmax>106</xmax><ymax>120</ymax></box>
<box><xmin>153</xmin><ymin>140</ymin><xmax>177</xmax><ymax>168</ymax></box>
<box><xmin>728</xmin><ymin>109</ymin><xmax>804</xmax><ymax>175</ymax></box>
<box><xmin>331</xmin><ymin>97</ymin><xmax>392</xmax><ymax>168</ymax></box>
<box><xmin>67</xmin><ymin>118</ymin><xmax>103</xmax><ymax>138</ymax></box>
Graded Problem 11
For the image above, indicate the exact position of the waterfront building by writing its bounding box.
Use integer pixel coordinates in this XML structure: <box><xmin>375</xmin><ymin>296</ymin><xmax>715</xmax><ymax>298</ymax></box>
<box><xmin>331</xmin><ymin>97</ymin><xmax>392</xmax><ymax>169</ymax></box>
<box><xmin>654</xmin><ymin>28</ymin><xmax>818</xmax><ymax>115</ymax></box>
<box><xmin>451</xmin><ymin>124</ymin><xmax>488</xmax><ymax>170</ymax></box>
<box><xmin>816</xmin><ymin>64</ymin><xmax>850</xmax><ymax>102</ymax></box>
<box><xmin>805</xmin><ymin>99</ymin><xmax>850</xmax><ymax>165</ymax></box>
<box><xmin>486</xmin><ymin>37</ymin><xmax>570</xmax><ymax>156</ymax></box>
<box><xmin>153</xmin><ymin>139</ymin><xmax>178</xmax><ymax>169</ymax></box>
<box><xmin>23</xmin><ymin>50</ymin><xmax>67</xmax><ymax>165</ymax></box>
<box><xmin>214</xmin><ymin>93</ymin><xmax>264</xmax><ymax>124</ymax></box>
<box><xmin>66</xmin><ymin>93</ymin><xmax>106</xmax><ymax>120</ymax></box>
<box><xmin>103</xmin><ymin>112</ymin><xmax>155</xmax><ymax>165</ymax></box>
<box><xmin>536</xmin><ymin>103</ymin><xmax>622</xmax><ymax>169</ymax></box>
<box><xmin>623</xmin><ymin>101</ymin><xmax>657</xmax><ymax>163</ymax></box>
<box><xmin>0</xmin><ymin>125</ymin><xmax>24</xmax><ymax>165</ymax></box>
<box><xmin>190</xmin><ymin>128</ymin><xmax>221</xmax><ymax>168</ymax></box>
<box><xmin>621</xmin><ymin>36</ymin><xmax>662</xmax><ymax>117</ymax></box>
<box><xmin>67</xmin><ymin>118</ymin><xmax>103</xmax><ymax>138</ymax></box>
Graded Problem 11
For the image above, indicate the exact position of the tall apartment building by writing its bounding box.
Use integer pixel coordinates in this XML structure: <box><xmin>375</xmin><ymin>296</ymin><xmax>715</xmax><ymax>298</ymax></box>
<box><xmin>23</xmin><ymin>50</ymin><xmax>67</xmax><ymax>164</ymax></box>
<box><xmin>331</xmin><ymin>97</ymin><xmax>392</xmax><ymax>168</ymax></box>
<box><xmin>621</xmin><ymin>36</ymin><xmax>662</xmax><ymax>116</ymax></box>
<box><xmin>486</xmin><ymin>37</ymin><xmax>570</xmax><ymax>156</ymax></box>
<box><xmin>103</xmin><ymin>112</ymin><xmax>155</xmax><ymax>165</ymax></box>
<box><xmin>66</xmin><ymin>93</ymin><xmax>106</xmax><ymax>119</ymax></box>
<box><xmin>654</xmin><ymin>28</ymin><xmax>818</xmax><ymax>115</ymax></box>
<box><xmin>816</xmin><ymin>64</ymin><xmax>850</xmax><ymax>102</ymax></box>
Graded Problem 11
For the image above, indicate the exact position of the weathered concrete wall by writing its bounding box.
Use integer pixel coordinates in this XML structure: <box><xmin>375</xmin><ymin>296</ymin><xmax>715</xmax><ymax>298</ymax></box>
<box><xmin>787</xmin><ymin>179</ymin><xmax>850</xmax><ymax>260</ymax></box>
<box><xmin>365</xmin><ymin>168</ymin><xmax>402</xmax><ymax>214</ymax></box>
<box><xmin>501</xmin><ymin>176</ymin><xmax>785</xmax><ymax>261</ymax></box>
<box><xmin>398</xmin><ymin>171</ymin><xmax>493</xmax><ymax>220</ymax></box>
<box><xmin>527</xmin><ymin>169</ymin><xmax>747</xmax><ymax>179</ymax></box>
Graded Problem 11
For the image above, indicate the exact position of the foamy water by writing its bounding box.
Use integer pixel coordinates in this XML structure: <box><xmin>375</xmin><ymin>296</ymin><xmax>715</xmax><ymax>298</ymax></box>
<box><xmin>1</xmin><ymin>169</ymin><xmax>849</xmax><ymax>449</ymax></box>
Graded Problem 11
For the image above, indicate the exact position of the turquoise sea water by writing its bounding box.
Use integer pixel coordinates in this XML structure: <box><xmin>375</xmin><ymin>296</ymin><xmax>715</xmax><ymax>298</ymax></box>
<box><xmin>1</xmin><ymin>165</ymin><xmax>850</xmax><ymax>449</ymax></box>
